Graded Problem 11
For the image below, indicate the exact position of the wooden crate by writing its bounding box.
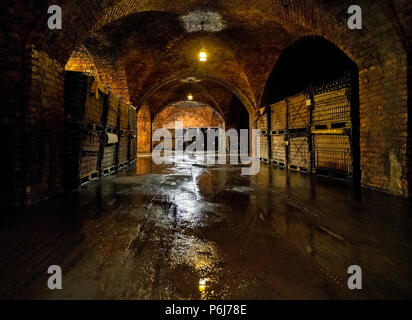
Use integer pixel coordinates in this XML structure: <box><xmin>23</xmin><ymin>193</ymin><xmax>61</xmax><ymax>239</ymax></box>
<box><xmin>64</xmin><ymin>128</ymin><xmax>101</xmax><ymax>186</ymax></box>
<box><xmin>260</xmin><ymin>134</ymin><xmax>269</xmax><ymax>162</ymax></box>
<box><xmin>271</xmin><ymin>100</ymin><xmax>287</xmax><ymax>132</ymax></box>
<box><xmin>106</xmin><ymin>93</ymin><xmax>120</xmax><ymax>130</ymax></box>
<box><xmin>313</xmin><ymin>87</ymin><xmax>351</xmax><ymax>130</ymax></box>
<box><xmin>81</xmin><ymin>131</ymin><xmax>101</xmax><ymax>153</ymax></box>
<box><xmin>288</xmin><ymin>135</ymin><xmax>310</xmax><ymax>171</ymax></box>
<box><xmin>313</xmin><ymin>134</ymin><xmax>352</xmax><ymax>173</ymax></box>
<box><xmin>84</xmin><ymin>80</ymin><xmax>104</xmax><ymax>126</ymax></box>
<box><xmin>257</xmin><ymin>113</ymin><xmax>268</xmax><ymax>135</ymax></box>
<box><xmin>65</xmin><ymin>71</ymin><xmax>104</xmax><ymax>126</ymax></box>
<box><xmin>119</xmin><ymin>100</ymin><xmax>129</xmax><ymax>133</ymax></box>
<box><xmin>79</xmin><ymin>153</ymin><xmax>99</xmax><ymax>179</ymax></box>
<box><xmin>118</xmin><ymin>135</ymin><xmax>129</xmax><ymax>165</ymax></box>
<box><xmin>102</xmin><ymin>145</ymin><xmax>116</xmax><ymax>171</ymax></box>
<box><xmin>271</xmin><ymin>134</ymin><xmax>287</xmax><ymax>165</ymax></box>
<box><xmin>287</xmin><ymin>92</ymin><xmax>310</xmax><ymax>130</ymax></box>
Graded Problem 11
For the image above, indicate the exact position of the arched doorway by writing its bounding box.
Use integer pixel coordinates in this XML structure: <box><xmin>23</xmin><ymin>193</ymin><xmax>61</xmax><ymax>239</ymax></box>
<box><xmin>152</xmin><ymin>101</ymin><xmax>225</xmax><ymax>151</ymax></box>
<box><xmin>262</xmin><ymin>36</ymin><xmax>360</xmax><ymax>191</ymax></box>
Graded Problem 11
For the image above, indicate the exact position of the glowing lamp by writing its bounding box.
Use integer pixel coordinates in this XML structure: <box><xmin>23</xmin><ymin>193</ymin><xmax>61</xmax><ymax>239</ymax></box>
<box><xmin>199</xmin><ymin>49</ymin><xmax>208</xmax><ymax>62</ymax></box>
<box><xmin>199</xmin><ymin>278</ymin><xmax>208</xmax><ymax>292</ymax></box>
<box><xmin>188</xmin><ymin>94</ymin><xmax>194</xmax><ymax>101</ymax></box>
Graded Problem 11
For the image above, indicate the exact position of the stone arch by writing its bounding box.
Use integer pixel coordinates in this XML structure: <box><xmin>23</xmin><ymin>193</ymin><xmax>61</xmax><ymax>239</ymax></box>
<box><xmin>261</xmin><ymin>36</ymin><xmax>359</xmax><ymax>105</ymax></box>
<box><xmin>262</xmin><ymin>35</ymin><xmax>361</xmax><ymax>190</ymax></box>
<box><xmin>154</xmin><ymin>100</ymin><xmax>226</xmax><ymax>125</ymax></box>
<box><xmin>152</xmin><ymin>103</ymin><xmax>224</xmax><ymax>131</ymax></box>
<box><xmin>138</xmin><ymin>73</ymin><xmax>255</xmax><ymax>116</ymax></box>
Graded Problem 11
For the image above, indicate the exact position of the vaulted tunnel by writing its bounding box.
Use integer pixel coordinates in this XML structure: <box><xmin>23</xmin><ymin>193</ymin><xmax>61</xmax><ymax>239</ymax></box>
<box><xmin>0</xmin><ymin>0</ymin><xmax>412</xmax><ymax>300</ymax></box>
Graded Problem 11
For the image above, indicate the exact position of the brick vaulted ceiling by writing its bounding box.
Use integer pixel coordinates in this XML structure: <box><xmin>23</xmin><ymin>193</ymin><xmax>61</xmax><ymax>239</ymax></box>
<box><xmin>2</xmin><ymin>0</ymin><xmax>411</xmax><ymax>118</ymax></box>
<box><xmin>76</xmin><ymin>7</ymin><xmax>295</xmax><ymax>117</ymax></box>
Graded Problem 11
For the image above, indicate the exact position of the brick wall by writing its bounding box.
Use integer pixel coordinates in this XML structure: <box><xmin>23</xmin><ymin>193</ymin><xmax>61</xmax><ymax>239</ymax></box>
<box><xmin>408</xmin><ymin>56</ymin><xmax>412</xmax><ymax>198</ymax></box>
<box><xmin>24</xmin><ymin>47</ymin><xmax>65</xmax><ymax>206</ymax></box>
<box><xmin>0</xmin><ymin>45</ymin><xmax>65</xmax><ymax>208</ymax></box>
<box><xmin>358</xmin><ymin>56</ymin><xmax>409</xmax><ymax>196</ymax></box>
<box><xmin>137</xmin><ymin>103</ymin><xmax>151</xmax><ymax>153</ymax></box>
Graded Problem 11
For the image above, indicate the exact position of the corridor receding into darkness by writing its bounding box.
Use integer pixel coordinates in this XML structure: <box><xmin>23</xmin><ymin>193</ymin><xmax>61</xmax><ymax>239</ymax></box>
<box><xmin>0</xmin><ymin>1</ymin><xmax>412</xmax><ymax>300</ymax></box>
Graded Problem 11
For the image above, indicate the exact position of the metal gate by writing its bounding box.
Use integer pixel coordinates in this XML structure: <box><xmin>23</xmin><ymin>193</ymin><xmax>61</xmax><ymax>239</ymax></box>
<box><xmin>311</xmin><ymin>75</ymin><xmax>353</xmax><ymax>178</ymax></box>
<box><xmin>271</xmin><ymin>100</ymin><xmax>287</xmax><ymax>134</ymax></box>
<box><xmin>271</xmin><ymin>134</ymin><xmax>287</xmax><ymax>166</ymax></box>
<box><xmin>287</xmin><ymin>92</ymin><xmax>310</xmax><ymax>132</ymax></box>
<box><xmin>288</xmin><ymin>135</ymin><xmax>311</xmax><ymax>172</ymax></box>
<box><xmin>313</xmin><ymin>134</ymin><xmax>352</xmax><ymax>175</ymax></box>
<box><xmin>312</xmin><ymin>77</ymin><xmax>351</xmax><ymax>130</ymax></box>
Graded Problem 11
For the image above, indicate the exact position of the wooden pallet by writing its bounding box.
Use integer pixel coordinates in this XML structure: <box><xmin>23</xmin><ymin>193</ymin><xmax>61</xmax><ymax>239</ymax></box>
<box><xmin>102</xmin><ymin>166</ymin><xmax>116</xmax><ymax>175</ymax></box>
<box><xmin>271</xmin><ymin>130</ymin><xmax>287</xmax><ymax>135</ymax></box>
<box><xmin>106</xmin><ymin>127</ymin><xmax>119</xmax><ymax>134</ymax></box>
<box><xmin>119</xmin><ymin>129</ymin><xmax>130</xmax><ymax>136</ymax></box>
<box><xmin>288</xmin><ymin>128</ymin><xmax>308</xmax><ymax>134</ymax></box>
<box><xmin>272</xmin><ymin>160</ymin><xmax>286</xmax><ymax>168</ymax></box>
<box><xmin>313</xmin><ymin>121</ymin><xmax>349</xmax><ymax>131</ymax></box>
<box><xmin>80</xmin><ymin>171</ymin><xmax>99</xmax><ymax>185</ymax></box>
<box><xmin>311</xmin><ymin>128</ymin><xmax>347</xmax><ymax>135</ymax></box>
<box><xmin>118</xmin><ymin>161</ymin><xmax>130</xmax><ymax>170</ymax></box>
<box><xmin>85</xmin><ymin>122</ymin><xmax>104</xmax><ymax>132</ymax></box>
<box><xmin>287</xmin><ymin>164</ymin><xmax>309</xmax><ymax>173</ymax></box>
<box><xmin>66</xmin><ymin>119</ymin><xmax>103</xmax><ymax>131</ymax></box>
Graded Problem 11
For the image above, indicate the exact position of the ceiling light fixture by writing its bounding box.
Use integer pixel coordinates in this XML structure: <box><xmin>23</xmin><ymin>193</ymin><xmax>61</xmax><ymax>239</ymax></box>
<box><xmin>199</xmin><ymin>0</ymin><xmax>208</xmax><ymax>62</ymax></box>
<box><xmin>199</xmin><ymin>45</ymin><xmax>208</xmax><ymax>62</ymax></box>
<box><xmin>187</xmin><ymin>93</ymin><xmax>194</xmax><ymax>101</ymax></box>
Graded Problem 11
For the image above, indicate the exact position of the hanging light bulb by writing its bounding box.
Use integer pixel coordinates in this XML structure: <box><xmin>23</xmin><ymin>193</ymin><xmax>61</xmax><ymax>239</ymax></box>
<box><xmin>187</xmin><ymin>93</ymin><xmax>194</xmax><ymax>101</ymax></box>
<box><xmin>199</xmin><ymin>15</ymin><xmax>208</xmax><ymax>62</ymax></box>
<box><xmin>199</xmin><ymin>47</ymin><xmax>208</xmax><ymax>62</ymax></box>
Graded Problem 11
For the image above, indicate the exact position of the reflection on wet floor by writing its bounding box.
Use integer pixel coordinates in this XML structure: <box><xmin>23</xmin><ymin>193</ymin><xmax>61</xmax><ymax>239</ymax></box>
<box><xmin>0</xmin><ymin>153</ymin><xmax>411</xmax><ymax>299</ymax></box>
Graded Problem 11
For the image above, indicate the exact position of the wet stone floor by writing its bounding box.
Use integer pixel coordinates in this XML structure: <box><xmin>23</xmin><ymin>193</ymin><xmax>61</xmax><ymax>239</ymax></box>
<box><xmin>0</xmin><ymin>153</ymin><xmax>411</xmax><ymax>299</ymax></box>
